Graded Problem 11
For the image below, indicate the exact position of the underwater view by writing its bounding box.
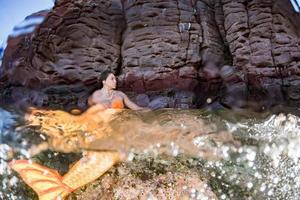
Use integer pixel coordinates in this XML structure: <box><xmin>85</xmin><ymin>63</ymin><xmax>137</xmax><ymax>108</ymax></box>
<box><xmin>1</xmin><ymin>107</ymin><xmax>300</xmax><ymax>200</ymax></box>
<box><xmin>1</xmin><ymin>0</ymin><xmax>300</xmax><ymax>200</ymax></box>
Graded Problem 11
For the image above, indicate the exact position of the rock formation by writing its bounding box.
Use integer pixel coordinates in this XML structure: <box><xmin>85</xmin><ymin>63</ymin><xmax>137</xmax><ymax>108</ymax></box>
<box><xmin>0</xmin><ymin>0</ymin><xmax>299</xmax><ymax>109</ymax></box>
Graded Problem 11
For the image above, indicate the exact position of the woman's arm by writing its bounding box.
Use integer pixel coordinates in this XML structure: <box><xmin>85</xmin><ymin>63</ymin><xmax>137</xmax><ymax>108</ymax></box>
<box><xmin>121</xmin><ymin>92</ymin><xmax>148</xmax><ymax>111</ymax></box>
<box><xmin>88</xmin><ymin>90</ymin><xmax>104</xmax><ymax>107</ymax></box>
<box><xmin>88</xmin><ymin>95</ymin><xmax>95</xmax><ymax>107</ymax></box>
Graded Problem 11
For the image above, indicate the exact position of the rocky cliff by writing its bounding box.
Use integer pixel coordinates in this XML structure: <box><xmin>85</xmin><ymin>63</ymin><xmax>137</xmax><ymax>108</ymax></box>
<box><xmin>1</xmin><ymin>0</ymin><xmax>300</xmax><ymax>110</ymax></box>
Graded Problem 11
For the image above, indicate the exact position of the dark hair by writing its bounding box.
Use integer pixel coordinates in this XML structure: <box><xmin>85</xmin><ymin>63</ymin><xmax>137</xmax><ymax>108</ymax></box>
<box><xmin>99</xmin><ymin>70</ymin><xmax>114</xmax><ymax>82</ymax></box>
<box><xmin>98</xmin><ymin>69</ymin><xmax>114</xmax><ymax>87</ymax></box>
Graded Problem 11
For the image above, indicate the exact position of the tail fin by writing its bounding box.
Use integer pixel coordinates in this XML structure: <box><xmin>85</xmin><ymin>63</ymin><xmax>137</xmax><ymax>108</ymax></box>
<box><xmin>9</xmin><ymin>152</ymin><xmax>121</xmax><ymax>199</ymax></box>
<box><xmin>9</xmin><ymin>160</ymin><xmax>73</xmax><ymax>200</ymax></box>
<box><xmin>62</xmin><ymin>151</ymin><xmax>121</xmax><ymax>190</ymax></box>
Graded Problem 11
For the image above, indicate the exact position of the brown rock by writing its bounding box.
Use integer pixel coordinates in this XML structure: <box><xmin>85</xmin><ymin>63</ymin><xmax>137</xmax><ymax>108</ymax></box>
<box><xmin>67</xmin><ymin>158</ymin><xmax>218</xmax><ymax>200</ymax></box>
<box><xmin>1</xmin><ymin>0</ymin><xmax>300</xmax><ymax>109</ymax></box>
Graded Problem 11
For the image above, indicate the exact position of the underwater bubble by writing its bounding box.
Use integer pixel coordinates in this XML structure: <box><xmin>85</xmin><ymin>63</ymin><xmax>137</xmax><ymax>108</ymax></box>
<box><xmin>247</xmin><ymin>182</ymin><xmax>253</xmax><ymax>189</ymax></box>
<box><xmin>206</xmin><ymin>98</ymin><xmax>212</xmax><ymax>104</ymax></box>
<box><xmin>267</xmin><ymin>189</ymin><xmax>273</xmax><ymax>196</ymax></box>
<box><xmin>127</xmin><ymin>152</ymin><xmax>135</xmax><ymax>162</ymax></box>
<box><xmin>246</xmin><ymin>149</ymin><xmax>256</xmax><ymax>161</ymax></box>
<box><xmin>147</xmin><ymin>192</ymin><xmax>157</xmax><ymax>200</ymax></box>
<box><xmin>9</xmin><ymin>176</ymin><xmax>18</xmax><ymax>187</ymax></box>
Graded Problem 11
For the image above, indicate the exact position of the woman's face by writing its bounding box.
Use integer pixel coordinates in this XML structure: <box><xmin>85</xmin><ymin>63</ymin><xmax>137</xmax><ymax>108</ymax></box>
<box><xmin>103</xmin><ymin>73</ymin><xmax>117</xmax><ymax>89</ymax></box>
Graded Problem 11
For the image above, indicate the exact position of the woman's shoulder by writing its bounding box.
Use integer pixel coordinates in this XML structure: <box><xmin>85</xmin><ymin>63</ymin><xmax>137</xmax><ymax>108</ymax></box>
<box><xmin>92</xmin><ymin>89</ymin><xmax>103</xmax><ymax>97</ymax></box>
<box><xmin>114</xmin><ymin>90</ymin><xmax>126</xmax><ymax>98</ymax></box>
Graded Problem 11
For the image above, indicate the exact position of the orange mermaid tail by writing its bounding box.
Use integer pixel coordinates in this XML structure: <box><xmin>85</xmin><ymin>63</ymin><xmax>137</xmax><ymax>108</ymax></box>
<box><xmin>9</xmin><ymin>160</ymin><xmax>73</xmax><ymax>200</ymax></box>
<box><xmin>10</xmin><ymin>151</ymin><xmax>121</xmax><ymax>200</ymax></box>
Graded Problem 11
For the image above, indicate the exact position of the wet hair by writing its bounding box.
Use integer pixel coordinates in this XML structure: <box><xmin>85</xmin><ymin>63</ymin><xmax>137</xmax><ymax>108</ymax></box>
<box><xmin>98</xmin><ymin>69</ymin><xmax>114</xmax><ymax>87</ymax></box>
<box><xmin>98</xmin><ymin>70</ymin><xmax>114</xmax><ymax>82</ymax></box>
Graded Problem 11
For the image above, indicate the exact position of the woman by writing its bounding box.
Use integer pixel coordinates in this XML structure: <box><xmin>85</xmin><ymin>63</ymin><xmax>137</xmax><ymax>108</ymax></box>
<box><xmin>10</xmin><ymin>70</ymin><xmax>148</xmax><ymax>200</ymax></box>
<box><xmin>88</xmin><ymin>70</ymin><xmax>145</xmax><ymax>110</ymax></box>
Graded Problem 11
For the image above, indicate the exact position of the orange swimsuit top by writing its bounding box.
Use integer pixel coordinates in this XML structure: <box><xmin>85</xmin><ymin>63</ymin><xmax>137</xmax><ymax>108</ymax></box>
<box><xmin>111</xmin><ymin>99</ymin><xmax>124</xmax><ymax>109</ymax></box>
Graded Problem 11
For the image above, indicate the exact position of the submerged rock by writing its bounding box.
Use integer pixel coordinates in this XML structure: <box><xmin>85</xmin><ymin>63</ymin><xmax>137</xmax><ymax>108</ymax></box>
<box><xmin>67</xmin><ymin>156</ymin><xmax>218</xmax><ymax>200</ymax></box>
